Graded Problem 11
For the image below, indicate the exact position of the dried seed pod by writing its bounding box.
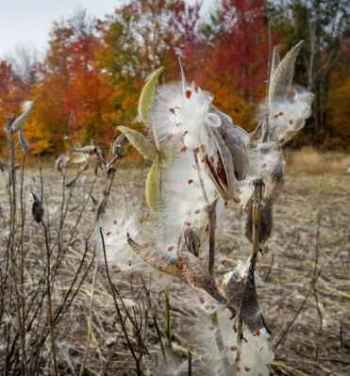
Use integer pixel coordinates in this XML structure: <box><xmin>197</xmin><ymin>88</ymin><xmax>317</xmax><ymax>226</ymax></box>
<box><xmin>9</xmin><ymin>101</ymin><xmax>34</xmax><ymax>133</ymax></box>
<box><xmin>55</xmin><ymin>154</ymin><xmax>70</xmax><ymax>172</ymax></box>
<box><xmin>31</xmin><ymin>192</ymin><xmax>44</xmax><ymax>223</ymax></box>
<box><xmin>245</xmin><ymin>198</ymin><xmax>273</xmax><ymax>245</ymax></box>
<box><xmin>183</xmin><ymin>228</ymin><xmax>201</xmax><ymax>257</ymax></box>
<box><xmin>176</xmin><ymin>252</ymin><xmax>227</xmax><ymax>304</ymax></box>
<box><xmin>222</xmin><ymin>261</ymin><xmax>270</xmax><ymax>336</ymax></box>
<box><xmin>111</xmin><ymin>133</ymin><xmax>128</xmax><ymax>158</ymax></box>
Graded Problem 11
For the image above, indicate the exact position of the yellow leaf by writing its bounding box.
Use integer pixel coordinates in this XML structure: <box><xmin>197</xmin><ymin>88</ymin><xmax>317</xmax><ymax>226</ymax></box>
<box><xmin>137</xmin><ymin>67</ymin><xmax>164</xmax><ymax>124</ymax></box>
<box><xmin>117</xmin><ymin>126</ymin><xmax>157</xmax><ymax>160</ymax></box>
<box><xmin>145</xmin><ymin>156</ymin><xmax>161</xmax><ymax>210</ymax></box>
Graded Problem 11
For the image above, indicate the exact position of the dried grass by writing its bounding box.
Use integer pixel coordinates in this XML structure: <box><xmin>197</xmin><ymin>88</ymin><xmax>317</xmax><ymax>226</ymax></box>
<box><xmin>0</xmin><ymin>149</ymin><xmax>349</xmax><ymax>375</ymax></box>
<box><xmin>287</xmin><ymin>147</ymin><xmax>350</xmax><ymax>175</ymax></box>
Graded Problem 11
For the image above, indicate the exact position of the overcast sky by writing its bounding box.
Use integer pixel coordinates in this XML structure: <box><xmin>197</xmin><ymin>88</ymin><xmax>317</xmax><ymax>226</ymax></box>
<box><xmin>0</xmin><ymin>0</ymin><xmax>215</xmax><ymax>59</ymax></box>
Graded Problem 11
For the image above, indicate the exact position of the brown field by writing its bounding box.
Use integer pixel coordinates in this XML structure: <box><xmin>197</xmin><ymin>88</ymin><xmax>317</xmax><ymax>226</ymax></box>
<box><xmin>0</xmin><ymin>153</ymin><xmax>349</xmax><ymax>375</ymax></box>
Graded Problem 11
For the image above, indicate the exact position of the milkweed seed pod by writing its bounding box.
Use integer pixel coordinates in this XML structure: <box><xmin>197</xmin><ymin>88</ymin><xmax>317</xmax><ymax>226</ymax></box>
<box><xmin>32</xmin><ymin>192</ymin><xmax>44</xmax><ymax>223</ymax></box>
<box><xmin>222</xmin><ymin>259</ymin><xmax>270</xmax><ymax>337</ymax></box>
<box><xmin>55</xmin><ymin>154</ymin><xmax>70</xmax><ymax>172</ymax></box>
<box><xmin>245</xmin><ymin>198</ymin><xmax>273</xmax><ymax>246</ymax></box>
<box><xmin>267</xmin><ymin>41</ymin><xmax>314</xmax><ymax>146</ymax></box>
<box><xmin>246</xmin><ymin>142</ymin><xmax>285</xmax><ymax>200</ymax></box>
<box><xmin>242</xmin><ymin>42</ymin><xmax>314</xmax><ymax>243</ymax></box>
<box><xmin>111</xmin><ymin>133</ymin><xmax>128</xmax><ymax>158</ymax></box>
<box><xmin>183</xmin><ymin>227</ymin><xmax>201</xmax><ymax>257</ymax></box>
<box><xmin>127</xmin><ymin>232</ymin><xmax>226</xmax><ymax>305</ymax></box>
<box><xmin>120</xmin><ymin>74</ymin><xmax>223</xmax><ymax>257</ymax></box>
<box><xmin>9</xmin><ymin>101</ymin><xmax>34</xmax><ymax>133</ymax></box>
<box><xmin>4</xmin><ymin>101</ymin><xmax>34</xmax><ymax>152</ymax></box>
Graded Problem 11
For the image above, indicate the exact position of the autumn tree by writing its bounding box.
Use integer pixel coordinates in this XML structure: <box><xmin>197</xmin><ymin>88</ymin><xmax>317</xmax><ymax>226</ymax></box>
<box><xmin>209</xmin><ymin>0</ymin><xmax>270</xmax><ymax>102</ymax></box>
<box><xmin>28</xmin><ymin>11</ymin><xmax>117</xmax><ymax>154</ymax></box>
<box><xmin>97</xmin><ymin>0</ymin><xmax>203</xmax><ymax>126</ymax></box>
<box><xmin>177</xmin><ymin>0</ymin><xmax>270</xmax><ymax>130</ymax></box>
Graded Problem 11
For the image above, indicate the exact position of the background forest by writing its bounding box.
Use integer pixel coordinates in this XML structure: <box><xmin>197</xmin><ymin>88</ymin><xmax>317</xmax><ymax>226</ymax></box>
<box><xmin>0</xmin><ymin>0</ymin><xmax>349</xmax><ymax>156</ymax></box>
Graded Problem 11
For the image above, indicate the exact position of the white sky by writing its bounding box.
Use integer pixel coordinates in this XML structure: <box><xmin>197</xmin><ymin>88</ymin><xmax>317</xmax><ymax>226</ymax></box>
<box><xmin>0</xmin><ymin>0</ymin><xmax>216</xmax><ymax>59</ymax></box>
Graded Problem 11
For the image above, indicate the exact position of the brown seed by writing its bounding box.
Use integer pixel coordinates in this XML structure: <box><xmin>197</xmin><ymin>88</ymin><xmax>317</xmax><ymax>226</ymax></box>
<box><xmin>188</xmin><ymin>179</ymin><xmax>193</xmax><ymax>184</ymax></box>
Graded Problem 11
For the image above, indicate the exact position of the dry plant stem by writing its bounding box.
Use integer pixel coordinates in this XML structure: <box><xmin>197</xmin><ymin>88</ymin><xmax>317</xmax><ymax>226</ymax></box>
<box><xmin>1</xmin><ymin>135</ymin><xmax>96</xmax><ymax>374</ymax></box>
<box><xmin>42</xmin><ymin>221</ymin><xmax>58</xmax><ymax>376</ymax></box>
<box><xmin>51</xmin><ymin>169</ymin><xmax>89</xmax><ymax>286</ymax></box>
<box><xmin>193</xmin><ymin>150</ymin><xmax>230</xmax><ymax>373</ymax></box>
<box><xmin>8</xmin><ymin>133</ymin><xmax>17</xmax><ymax>244</ymax></box>
<box><xmin>79</xmin><ymin>262</ymin><xmax>98</xmax><ymax>376</ymax></box>
<box><xmin>68</xmin><ymin>177</ymin><xmax>97</xmax><ymax>243</ymax></box>
<box><xmin>311</xmin><ymin>213</ymin><xmax>323</xmax><ymax>364</ymax></box>
<box><xmin>65</xmin><ymin>161</ymin><xmax>89</xmax><ymax>187</ymax></box>
<box><xmin>274</xmin><ymin>213</ymin><xmax>322</xmax><ymax>351</ymax></box>
<box><xmin>7</xmin><ymin>133</ymin><xmax>27</xmax><ymax>376</ymax></box>
<box><xmin>164</xmin><ymin>289</ymin><xmax>172</xmax><ymax>348</ymax></box>
<box><xmin>100</xmin><ymin>227</ymin><xmax>144</xmax><ymax>376</ymax></box>
<box><xmin>154</xmin><ymin>314</ymin><xmax>167</xmax><ymax>361</ymax></box>
<box><xmin>235</xmin><ymin>179</ymin><xmax>263</xmax><ymax>375</ymax></box>
<box><xmin>188</xmin><ymin>350</ymin><xmax>192</xmax><ymax>376</ymax></box>
<box><xmin>28</xmin><ymin>240</ymin><xmax>94</xmax><ymax>372</ymax></box>
<box><xmin>79</xmin><ymin>166</ymin><xmax>115</xmax><ymax>374</ymax></box>
<box><xmin>207</xmin><ymin>199</ymin><xmax>217</xmax><ymax>276</ymax></box>
<box><xmin>18</xmin><ymin>154</ymin><xmax>27</xmax><ymax>375</ymax></box>
<box><xmin>96</xmin><ymin>167</ymin><xmax>117</xmax><ymax>222</ymax></box>
<box><xmin>192</xmin><ymin>150</ymin><xmax>215</xmax><ymax>274</ymax></box>
<box><xmin>142</xmin><ymin>280</ymin><xmax>167</xmax><ymax>361</ymax></box>
<box><xmin>50</xmin><ymin>172</ymin><xmax>67</xmax><ymax>283</ymax></box>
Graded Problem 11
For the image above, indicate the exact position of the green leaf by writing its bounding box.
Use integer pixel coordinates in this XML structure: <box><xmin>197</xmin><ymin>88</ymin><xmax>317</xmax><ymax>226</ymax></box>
<box><xmin>117</xmin><ymin>126</ymin><xmax>157</xmax><ymax>161</ymax></box>
<box><xmin>137</xmin><ymin>66</ymin><xmax>164</xmax><ymax>124</ymax></box>
<box><xmin>145</xmin><ymin>156</ymin><xmax>161</xmax><ymax>210</ymax></box>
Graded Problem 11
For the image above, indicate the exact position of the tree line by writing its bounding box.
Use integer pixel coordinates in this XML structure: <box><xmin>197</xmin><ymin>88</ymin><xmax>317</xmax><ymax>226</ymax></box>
<box><xmin>0</xmin><ymin>0</ymin><xmax>349</xmax><ymax>156</ymax></box>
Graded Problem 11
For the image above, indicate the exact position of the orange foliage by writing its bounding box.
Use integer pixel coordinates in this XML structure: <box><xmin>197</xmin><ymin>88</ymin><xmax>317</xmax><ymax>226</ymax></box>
<box><xmin>1</xmin><ymin>2</ymin><xmax>349</xmax><ymax>154</ymax></box>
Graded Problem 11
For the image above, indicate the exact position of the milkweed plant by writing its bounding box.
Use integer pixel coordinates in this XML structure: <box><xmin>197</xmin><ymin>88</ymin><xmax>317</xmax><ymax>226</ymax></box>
<box><xmin>98</xmin><ymin>41</ymin><xmax>314</xmax><ymax>375</ymax></box>
<box><xmin>0</xmin><ymin>41</ymin><xmax>313</xmax><ymax>375</ymax></box>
